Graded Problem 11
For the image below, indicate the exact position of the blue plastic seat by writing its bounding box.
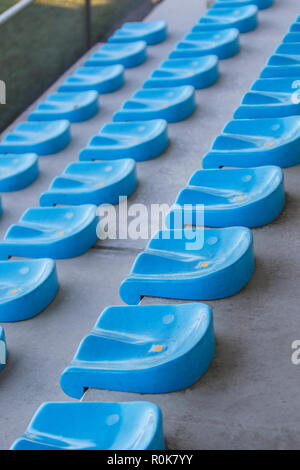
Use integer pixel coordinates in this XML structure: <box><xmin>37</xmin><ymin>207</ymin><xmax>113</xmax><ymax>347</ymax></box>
<box><xmin>282</xmin><ymin>32</ymin><xmax>300</xmax><ymax>45</ymax></box>
<box><xmin>85</xmin><ymin>42</ymin><xmax>147</xmax><ymax>68</ymax></box>
<box><xmin>0</xmin><ymin>205</ymin><xmax>98</xmax><ymax>260</ymax></box>
<box><xmin>261</xmin><ymin>63</ymin><xmax>300</xmax><ymax>79</ymax></box>
<box><xmin>170</xmin><ymin>29</ymin><xmax>239</xmax><ymax>60</ymax></box>
<box><xmin>11</xmin><ymin>402</ymin><xmax>165</xmax><ymax>450</ymax></box>
<box><xmin>0</xmin><ymin>154</ymin><xmax>38</xmax><ymax>191</ymax></box>
<box><xmin>202</xmin><ymin>116</ymin><xmax>300</xmax><ymax>169</ymax></box>
<box><xmin>119</xmin><ymin>227</ymin><xmax>254</xmax><ymax>304</ymax></box>
<box><xmin>108</xmin><ymin>21</ymin><xmax>167</xmax><ymax>45</ymax></box>
<box><xmin>234</xmin><ymin>78</ymin><xmax>300</xmax><ymax>118</ymax></box>
<box><xmin>289</xmin><ymin>22</ymin><xmax>300</xmax><ymax>33</ymax></box>
<box><xmin>276</xmin><ymin>43</ymin><xmax>300</xmax><ymax>57</ymax></box>
<box><xmin>267</xmin><ymin>54</ymin><xmax>300</xmax><ymax>66</ymax></box>
<box><xmin>166</xmin><ymin>166</ymin><xmax>284</xmax><ymax>228</ymax></box>
<box><xmin>40</xmin><ymin>160</ymin><xmax>137</xmax><ymax>206</ymax></box>
<box><xmin>212</xmin><ymin>0</ymin><xmax>273</xmax><ymax>9</ymax></box>
<box><xmin>0</xmin><ymin>259</ymin><xmax>58</xmax><ymax>322</ymax></box>
<box><xmin>60</xmin><ymin>303</ymin><xmax>215</xmax><ymax>397</ymax></box>
<box><xmin>0</xmin><ymin>327</ymin><xmax>6</xmax><ymax>372</ymax></box>
<box><xmin>113</xmin><ymin>86</ymin><xmax>196</xmax><ymax>123</ymax></box>
<box><xmin>0</xmin><ymin>121</ymin><xmax>71</xmax><ymax>156</ymax></box>
<box><xmin>79</xmin><ymin>120</ymin><xmax>168</xmax><ymax>162</ymax></box>
<box><xmin>143</xmin><ymin>57</ymin><xmax>219</xmax><ymax>89</ymax></box>
<box><xmin>58</xmin><ymin>66</ymin><xmax>124</xmax><ymax>94</ymax></box>
<box><xmin>28</xmin><ymin>92</ymin><xmax>99</xmax><ymax>123</ymax></box>
<box><xmin>195</xmin><ymin>6</ymin><xmax>258</xmax><ymax>33</ymax></box>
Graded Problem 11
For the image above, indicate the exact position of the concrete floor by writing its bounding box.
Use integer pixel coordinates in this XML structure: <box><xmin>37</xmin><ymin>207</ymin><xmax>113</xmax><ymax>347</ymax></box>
<box><xmin>0</xmin><ymin>0</ymin><xmax>300</xmax><ymax>450</ymax></box>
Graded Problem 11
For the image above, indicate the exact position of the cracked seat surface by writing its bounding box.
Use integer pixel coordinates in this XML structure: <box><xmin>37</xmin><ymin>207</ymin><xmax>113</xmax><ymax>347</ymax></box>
<box><xmin>202</xmin><ymin>116</ymin><xmax>300</xmax><ymax>168</ymax></box>
<box><xmin>11</xmin><ymin>402</ymin><xmax>165</xmax><ymax>450</ymax></box>
<box><xmin>40</xmin><ymin>160</ymin><xmax>137</xmax><ymax>206</ymax></box>
<box><xmin>0</xmin><ymin>205</ymin><xmax>98</xmax><ymax>260</ymax></box>
<box><xmin>119</xmin><ymin>227</ymin><xmax>254</xmax><ymax>304</ymax></box>
<box><xmin>0</xmin><ymin>259</ymin><xmax>58</xmax><ymax>322</ymax></box>
<box><xmin>60</xmin><ymin>303</ymin><xmax>215</xmax><ymax>397</ymax></box>
<box><xmin>79</xmin><ymin>120</ymin><xmax>168</xmax><ymax>162</ymax></box>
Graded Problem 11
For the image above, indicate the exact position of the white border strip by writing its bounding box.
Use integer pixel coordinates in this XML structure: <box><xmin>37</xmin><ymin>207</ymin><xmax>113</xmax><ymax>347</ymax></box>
<box><xmin>0</xmin><ymin>0</ymin><xmax>33</xmax><ymax>25</ymax></box>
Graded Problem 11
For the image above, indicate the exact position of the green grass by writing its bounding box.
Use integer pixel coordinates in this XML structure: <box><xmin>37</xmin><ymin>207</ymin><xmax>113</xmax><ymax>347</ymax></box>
<box><xmin>0</xmin><ymin>0</ymin><xmax>153</xmax><ymax>132</ymax></box>
<box><xmin>0</xmin><ymin>1</ymin><xmax>20</xmax><ymax>15</ymax></box>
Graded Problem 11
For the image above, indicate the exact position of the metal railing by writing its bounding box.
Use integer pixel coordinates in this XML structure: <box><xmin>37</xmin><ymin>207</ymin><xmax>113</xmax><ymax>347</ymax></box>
<box><xmin>0</xmin><ymin>0</ymin><xmax>33</xmax><ymax>25</ymax></box>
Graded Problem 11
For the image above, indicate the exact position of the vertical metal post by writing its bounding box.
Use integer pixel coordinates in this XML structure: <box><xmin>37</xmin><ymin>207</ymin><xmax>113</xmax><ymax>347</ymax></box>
<box><xmin>85</xmin><ymin>0</ymin><xmax>91</xmax><ymax>50</ymax></box>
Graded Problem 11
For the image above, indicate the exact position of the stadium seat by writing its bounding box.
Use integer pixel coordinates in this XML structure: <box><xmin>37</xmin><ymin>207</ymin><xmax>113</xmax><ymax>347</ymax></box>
<box><xmin>28</xmin><ymin>92</ymin><xmax>99</xmax><ymax>123</ymax></box>
<box><xmin>166</xmin><ymin>166</ymin><xmax>284</xmax><ymax>228</ymax></box>
<box><xmin>113</xmin><ymin>86</ymin><xmax>196</xmax><ymax>123</ymax></box>
<box><xmin>202</xmin><ymin>116</ymin><xmax>300</xmax><ymax>168</ymax></box>
<box><xmin>60</xmin><ymin>303</ymin><xmax>215</xmax><ymax>397</ymax></box>
<box><xmin>58</xmin><ymin>66</ymin><xmax>124</xmax><ymax>94</ymax></box>
<box><xmin>211</xmin><ymin>0</ymin><xmax>273</xmax><ymax>10</ymax></box>
<box><xmin>119</xmin><ymin>227</ymin><xmax>254</xmax><ymax>304</ymax></box>
<box><xmin>194</xmin><ymin>6</ymin><xmax>258</xmax><ymax>33</ymax></box>
<box><xmin>108</xmin><ymin>21</ymin><xmax>167</xmax><ymax>45</ymax></box>
<box><xmin>0</xmin><ymin>259</ymin><xmax>58</xmax><ymax>322</ymax></box>
<box><xmin>85</xmin><ymin>42</ymin><xmax>147</xmax><ymax>68</ymax></box>
<box><xmin>40</xmin><ymin>160</ymin><xmax>137</xmax><ymax>206</ymax></box>
<box><xmin>0</xmin><ymin>154</ymin><xmax>39</xmax><ymax>192</ymax></box>
<box><xmin>171</xmin><ymin>29</ymin><xmax>239</xmax><ymax>60</ymax></box>
<box><xmin>261</xmin><ymin>64</ymin><xmax>300</xmax><ymax>78</ymax></box>
<box><xmin>0</xmin><ymin>121</ymin><xmax>71</xmax><ymax>156</ymax></box>
<box><xmin>0</xmin><ymin>206</ymin><xmax>99</xmax><ymax>260</ymax></box>
<box><xmin>79</xmin><ymin>120</ymin><xmax>168</xmax><ymax>162</ymax></box>
<box><xmin>11</xmin><ymin>402</ymin><xmax>165</xmax><ymax>450</ymax></box>
<box><xmin>234</xmin><ymin>77</ymin><xmax>300</xmax><ymax>118</ymax></box>
<box><xmin>143</xmin><ymin>56</ymin><xmax>219</xmax><ymax>89</ymax></box>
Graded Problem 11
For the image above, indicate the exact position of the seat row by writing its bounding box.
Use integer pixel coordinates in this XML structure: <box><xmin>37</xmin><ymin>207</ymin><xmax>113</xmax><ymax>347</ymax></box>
<box><xmin>8</xmin><ymin>1</ymin><xmax>276</xmax><ymax>451</ymax></box>
<box><xmin>204</xmin><ymin>19</ymin><xmax>300</xmax><ymax>168</ymax></box>
<box><xmin>0</xmin><ymin>6</ymin><xmax>264</xmax><ymax>322</ymax></box>
<box><xmin>0</xmin><ymin>5</ymin><xmax>266</xmax><ymax>323</ymax></box>
<box><xmin>0</xmin><ymin>21</ymin><xmax>168</xmax><ymax>200</ymax></box>
<box><xmin>0</xmin><ymin>5</ymin><xmax>260</xmax><ymax>197</ymax></box>
<box><xmin>0</xmin><ymin>22</ymin><xmax>172</xmax><ymax>323</ymax></box>
<box><xmin>0</xmin><ymin>22</ymin><xmax>170</xmax><ymax>323</ymax></box>
<box><xmin>0</xmin><ymin>3</ymin><xmax>261</xmax><ymax>219</ymax></box>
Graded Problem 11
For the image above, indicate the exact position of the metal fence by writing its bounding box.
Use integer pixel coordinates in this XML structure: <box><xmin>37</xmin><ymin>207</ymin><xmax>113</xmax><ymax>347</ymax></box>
<box><xmin>0</xmin><ymin>0</ymin><xmax>154</xmax><ymax>133</ymax></box>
